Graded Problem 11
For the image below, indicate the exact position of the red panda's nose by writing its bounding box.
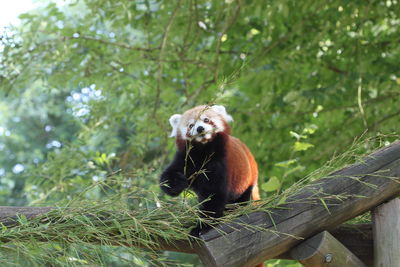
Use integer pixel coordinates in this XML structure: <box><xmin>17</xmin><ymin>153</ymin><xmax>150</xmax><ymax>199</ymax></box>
<box><xmin>197</xmin><ymin>126</ymin><xmax>205</xmax><ymax>133</ymax></box>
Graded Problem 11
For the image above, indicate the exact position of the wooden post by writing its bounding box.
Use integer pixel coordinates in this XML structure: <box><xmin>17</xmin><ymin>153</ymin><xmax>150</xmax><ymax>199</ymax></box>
<box><xmin>372</xmin><ymin>198</ymin><xmax>400</xmax><ymax>267</ymax></box>
<box><xmin>290</xmin><ymin>231</ymin><xmax>367</xmax><ymax>267</ymax></box>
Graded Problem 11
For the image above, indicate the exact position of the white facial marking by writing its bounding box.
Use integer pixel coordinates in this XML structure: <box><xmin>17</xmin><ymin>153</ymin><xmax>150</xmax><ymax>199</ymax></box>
<box><xmin>179</xmin><ymin>116</ymin><xmax>215</xmax><ymax>142</ymax></box>
<box><xmin>180</xmin><ymin>126</ymin><xmax>187</xmax><ymax>137</ymax></box>
<box><xmin>189</xmin><ymin>120</ymin><xmax>212</xmax><ymax>136</ymax></box>
<box><xmin>212</xmin><ymin>116</ymin><xmax>225</xmax><ymax>133</ymax></box>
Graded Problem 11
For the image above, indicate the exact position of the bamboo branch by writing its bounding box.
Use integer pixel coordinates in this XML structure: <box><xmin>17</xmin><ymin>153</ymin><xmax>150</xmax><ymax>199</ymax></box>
<box><xmin>0</xmin><ymin>206</ymin><xmax>373</xmax><ymax>264</ymax></box>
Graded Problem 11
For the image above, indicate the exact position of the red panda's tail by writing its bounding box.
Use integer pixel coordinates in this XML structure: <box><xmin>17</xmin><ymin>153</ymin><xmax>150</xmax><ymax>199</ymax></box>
<box><xmin>252</xmin><ymin>183</ymin><xmax>263</xmax><ymax>267</ymax></box>
<box><xmin>251</xmin><ymin>181</ymin><xmax>261</xmax><ymax>201</ymax></box>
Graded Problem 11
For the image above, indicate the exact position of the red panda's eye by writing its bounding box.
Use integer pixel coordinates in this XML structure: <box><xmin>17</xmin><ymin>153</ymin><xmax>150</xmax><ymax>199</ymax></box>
<box><xmin>204</xmin><ymin>118</ymin><xmax>209</xmax><ymax>123</ymax></box>
<box><xmin>189</xmin><ymin>124</ymin><xmax>194</xmax><ymax>129</ymax></box>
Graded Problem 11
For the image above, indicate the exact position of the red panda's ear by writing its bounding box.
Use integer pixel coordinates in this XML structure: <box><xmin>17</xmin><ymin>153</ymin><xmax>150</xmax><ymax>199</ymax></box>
<box><xmin>211</xmin><ymin>105</ymin><xmax>233</xmax><ymax>122</ymax></box>
<box><xmin>169</xmin><ymin>114</ymin><xmax>182</xmax><ymax>137</ymax></box>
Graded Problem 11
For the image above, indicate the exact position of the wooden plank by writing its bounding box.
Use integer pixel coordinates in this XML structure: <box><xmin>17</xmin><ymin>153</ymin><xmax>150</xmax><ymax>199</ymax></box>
<box><xmin>279</xmin><ymin>224</ymin><xmax>373</xmax><ymax>266</ymax></box>
<box><xmin>197</xmin><ymin>142</ymin><xmax>400</xmax><ymax>267</ymax></box>
<box><xmin>329</xmin><ymin>224</ymin><xmax>373</xmax><ymax>266</ymax></box>
<box><xmin>290</xmin><ymin>231</ymin><xmax>367</xmax><ymax>267</ymax></box>
<box><xmin>372</xmin><ymin>198</ymin><xmax>400</xmax><ymax>267</ymax></box>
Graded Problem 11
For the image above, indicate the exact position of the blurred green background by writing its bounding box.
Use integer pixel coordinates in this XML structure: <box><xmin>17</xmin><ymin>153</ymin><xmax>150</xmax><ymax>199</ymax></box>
<box><xmin>0</xmin><ymin>0</ymin><xmax>399</xmax><ymax>266</ymax></box>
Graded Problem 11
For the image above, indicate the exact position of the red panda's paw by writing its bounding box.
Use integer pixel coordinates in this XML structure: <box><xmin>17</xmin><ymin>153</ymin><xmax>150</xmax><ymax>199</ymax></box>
<box><xmin>189</xmin><ymin>226</ymin><xmax>201</xmax><ymax>238</ymax></box>
<box><xmin>189</xmin><ymin>223</ymin><xmax>212</xmax><ymax>238</ymax></box>
<box><xmin>160</xmin><ymin>171</ymin><xmax>188</xmax><ymax>197</ymax></box>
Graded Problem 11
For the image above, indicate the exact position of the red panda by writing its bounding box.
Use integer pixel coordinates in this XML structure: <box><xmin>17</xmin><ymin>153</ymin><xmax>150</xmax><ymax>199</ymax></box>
<box><xmin>160</xmin><ymin>105</ymin><xmax>260</xmax><ymax>237</ymax></box>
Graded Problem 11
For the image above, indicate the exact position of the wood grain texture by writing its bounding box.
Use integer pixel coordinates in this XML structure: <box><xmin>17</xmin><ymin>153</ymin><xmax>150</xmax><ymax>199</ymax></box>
<box><xmin>197</xmin><ymin>142</ymin><xmax>400</xmax><ymax>267</ymax></box>
<box><xmin>290</xmin><ymin>231</ymin><xmax>367</xmax><ymax>267</ymax></box>
<box><xmin>372</xmin><ymin>198</ymin><xmax>400</xmax><ymax>267</ymax></box>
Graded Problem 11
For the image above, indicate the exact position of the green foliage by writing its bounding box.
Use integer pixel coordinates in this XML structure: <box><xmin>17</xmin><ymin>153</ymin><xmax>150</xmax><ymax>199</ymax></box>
<box><xmin>0</xmin><ymin>0</ymin><xmax>399</xmax><ymax>265</ymax></box>
<box><xmin>0</xmin><ymin>186</ymin><xmax>202</xmax><ymax>266</ymax></box>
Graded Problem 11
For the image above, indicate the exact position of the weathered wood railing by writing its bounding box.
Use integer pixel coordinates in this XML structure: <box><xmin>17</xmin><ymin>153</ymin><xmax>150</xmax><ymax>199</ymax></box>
<box><xmin>0</xmin><ymin>207</ymin><xmax>374</xmax><ymax>265</ymax></box>
<box><xmin>0</xmin><ymin>141</ymin><xmax>399</xmax><ymax>266</ymax></box>
<box><xmin>196</xmin><ymin>141</ymin><xmax>400</xmax><ymax>266</ymax></box>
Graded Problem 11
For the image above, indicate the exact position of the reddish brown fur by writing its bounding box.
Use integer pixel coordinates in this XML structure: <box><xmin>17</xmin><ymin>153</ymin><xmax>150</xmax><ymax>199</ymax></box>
<box><xmin>226</xmin><ymin>136</ymin><xmax>260</xmax><ymax>200</ymax></box>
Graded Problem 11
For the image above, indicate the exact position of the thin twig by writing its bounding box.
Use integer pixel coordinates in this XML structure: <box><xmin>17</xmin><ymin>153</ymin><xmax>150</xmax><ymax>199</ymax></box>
<box><xmin>63</xmin><ymin>35</ymin><xmax>157</xmax><ymax>52</ymax></box>
<box><xmin>213</xmin><ymin>1</ymin><xmax>241</xmax><ymax>82</ymax></box>
<box><xmin>153</xmin><ymin>0</ymin><xmax>182</xmax><ymax>115</ymax></box>
<box><xmin>369</xmin><ymin>110</ymin><xmax>400</xmax><ymax>130</ymax></box>
<box><xmin>357</xmin><ymin>77</ymin><xmax>368</xmax><ymax>128</ymax></box>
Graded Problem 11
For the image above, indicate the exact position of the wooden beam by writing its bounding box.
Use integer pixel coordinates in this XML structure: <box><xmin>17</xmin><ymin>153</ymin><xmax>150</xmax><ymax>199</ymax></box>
<box><xmin>372</xmin><ymin>198</ymin><xmax>400</xmax><ymax>267</ymax></box>
<box><xmin>0</xmin><ymin>206</ymin><xmax>53</xmax><ymax>226</ymax></box>
<box><xmin>0</xmin><ymin>206</ymin><xmax>373</xmax><ymax>263</ymax></box>
<box><xmin>289</xmin><ymin>231</ymin><xmax>367</xmax><ymax>267</ymax></box>
<box><xmin>0</xmin><ymin>205</ymin><xmax>201</xmax><ymax>254</ymax></box>
<box><xmin>197</xmin><ymin>142</ymin><xmax>400</xmax><ymax>267</ymax></box>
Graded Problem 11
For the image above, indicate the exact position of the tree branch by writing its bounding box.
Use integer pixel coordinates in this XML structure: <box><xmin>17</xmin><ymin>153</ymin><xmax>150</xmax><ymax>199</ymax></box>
<box><xmin>153</xmin><ymin>0</ymin><xmax>182</xmax><ymax>115</ymax></box>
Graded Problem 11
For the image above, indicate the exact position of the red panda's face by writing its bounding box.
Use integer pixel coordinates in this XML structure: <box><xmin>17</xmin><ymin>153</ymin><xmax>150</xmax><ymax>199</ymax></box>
<box><xmin>169</xmin><ymin>105</ymin><xmax>233</xmax><ymax>144</ymax></box>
